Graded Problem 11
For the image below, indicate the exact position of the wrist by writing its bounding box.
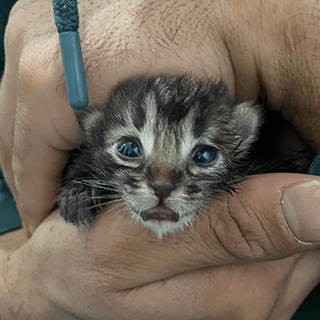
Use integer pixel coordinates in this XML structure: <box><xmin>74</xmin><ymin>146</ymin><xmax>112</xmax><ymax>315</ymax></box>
<box><xmin>0</xmin><ymin>230</ymin><xmax>50</xmax><ymax>320</ymax></box>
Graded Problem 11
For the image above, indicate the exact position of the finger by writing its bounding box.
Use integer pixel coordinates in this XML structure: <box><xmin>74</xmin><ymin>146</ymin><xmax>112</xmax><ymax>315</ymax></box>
<box><xmin>194</xmin><ymin>174</ymin><xmax>320</xmax><ymax>262</ymax></box>
<box><xmin>84</xmin><ymin>173</ymin><xmax>320</xmax><ymax>289</ymax></box>
<box><xmin>30</xmin><ymin>210</ymin><xmax>320</xmax><ymax>320</ymax></box>
<box><xmin>268</xmin><ymin>250</ymin><xmax>320</xmax><ymax>320</ymax></box>
<box><xmin>0</xmin><ymin>6</ymin><xmax>22</xmax><ymax>204</ymax></box>
<box><xmin>6</xmin><ymin>0</ymin><xmax>84</xmax><ymax>234</ymax></box>
<box><xmin>11</xmin><ymin>73</ymin><xmax>80</xmax><ymax>234</ymax></box>
<box><xmin>114</xmin><ymin>257</ymin><xmax>302</xmax><ymax>320</ymax></box>
<box><xmin>12</xmin><ymin>144</ymin><xmax>70</xmax><ymax>234</ymax></box>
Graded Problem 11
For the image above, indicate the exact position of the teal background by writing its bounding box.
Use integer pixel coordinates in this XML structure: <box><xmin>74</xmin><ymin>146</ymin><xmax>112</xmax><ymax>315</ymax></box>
<box><xmin>0</xmin><ymin>166</ymin><xmax>21</xmax><ymax>233</ymax></box>
<box><xmin>0</xmin><ymin>0</ymin><xmax>318</xmax><ymax>317</ymax></box>
<box><xmin>0</xmin><ymin>0</ymin><xmax>21</xmax><ymax>233</ymax></box>
<box><xmin>0</xmin><ymin>0</ymin><xmax>17</xmax><ymax>73</ymax></box>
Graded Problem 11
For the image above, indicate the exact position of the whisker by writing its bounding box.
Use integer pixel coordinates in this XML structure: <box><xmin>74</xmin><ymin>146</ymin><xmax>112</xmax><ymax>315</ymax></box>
<box><xmin>88</xmin><ymin>195</ymin><xmax>120</xmax><ymax>200</ymax></box>
<box><xmin>178</xmin><ymin>193</ymin><xmax>190</xmax><ymax>200</ymax></box>
<box><xmin>95</xmin><ymin>202</ymin><xmax>125</xmax><ymax>217</ymax></box>
<box><xmin>76</xmin><ymin>146</ymin><xmax>85</xmax><ymax>155</ymax></box>
<box><xmin>198</xmin><ymin>192</ymin><xmax>257</xmax><ymax>211</ymax></box>
<box><xmin>73</xmin><ymin>195</ymin><xmax>121</xmax><ymax>207</ymax></box>
<box><xmin>87</xmin><ymin>180</ymin><xmax>116</xmax><ymax>186</ymax></box>
<box><xmin>85</xmin><ymin>199</ymin><xmax>123</xmax><ymax>211</ymax></box>
<box><xmin>72</xmin><ymin>180</ymin><xmax>117</xmax><ymax>191</ymax></box>
<box><xmin>81</xmin><ymin>199</ymin><xmax>121</xmax><ymax>210</ymax></box>
<box><xmin>88</xmin><ymin>174</ymin><xmax>118</xmax><ymax>185</ymax></box>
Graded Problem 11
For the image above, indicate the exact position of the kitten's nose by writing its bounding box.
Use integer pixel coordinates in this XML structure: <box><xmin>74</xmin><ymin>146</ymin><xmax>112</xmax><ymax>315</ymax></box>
<box><xmin>149</xmin><ymin>182</ymin><xmax>176</xmax><ymax>200</ymax></box>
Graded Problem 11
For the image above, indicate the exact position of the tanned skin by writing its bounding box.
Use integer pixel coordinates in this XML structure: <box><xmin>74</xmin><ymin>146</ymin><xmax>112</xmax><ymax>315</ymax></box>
<box><xmin>1</xmin><ymin>1</ymin><xmax>320</xmax><ymax>319</ymax></box>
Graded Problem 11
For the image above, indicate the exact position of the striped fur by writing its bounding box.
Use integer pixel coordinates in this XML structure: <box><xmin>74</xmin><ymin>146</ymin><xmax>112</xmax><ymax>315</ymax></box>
<box><xmin>58</xmin><ymin>76</ymin><xmax>263</xmax><ymax>237</ymax></box>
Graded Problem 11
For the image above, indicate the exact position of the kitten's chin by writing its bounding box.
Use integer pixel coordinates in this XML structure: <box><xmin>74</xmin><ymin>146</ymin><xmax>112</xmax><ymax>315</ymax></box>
<box><xmin>130</xmin><ymin>207</ymin><xmax>196</xmax><ymax>238</ymax></box>
<box><xmin>140</xmin><ymin>204</ymin><xmax>179</xmax><ymax>222</ymax></box>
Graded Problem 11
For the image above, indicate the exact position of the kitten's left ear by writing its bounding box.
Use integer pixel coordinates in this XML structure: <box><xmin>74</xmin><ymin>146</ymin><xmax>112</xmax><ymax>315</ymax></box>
<box><xmin>233</xmin><ymin>101</ymin><xmax>264</xmax><ymax>151</ymax></box>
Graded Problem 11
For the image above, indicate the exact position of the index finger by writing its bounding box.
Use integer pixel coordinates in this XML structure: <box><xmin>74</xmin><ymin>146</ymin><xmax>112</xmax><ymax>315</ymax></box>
<box><xmin>0</xmin><ymin>0</ymin><xmax>80</xmax><ymax>234</ymax></box>
<box><xmin>84</xmin><ymin>174</ymin><xmax>320</xmax><ymax>290</ymax></box>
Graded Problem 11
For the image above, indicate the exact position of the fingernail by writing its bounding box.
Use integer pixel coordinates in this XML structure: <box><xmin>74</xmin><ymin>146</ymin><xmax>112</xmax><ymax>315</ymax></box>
<box><xmin>281</xmin><ymin>180</ymin><xmax>320</xmax><ymax>243</ymax></box>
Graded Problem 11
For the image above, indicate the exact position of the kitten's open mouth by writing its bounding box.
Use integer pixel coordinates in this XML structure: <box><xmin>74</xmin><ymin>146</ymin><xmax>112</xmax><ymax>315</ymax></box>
<box><xmin>141</xmin><ymin>204</ymin><xmax>179</xmax><ymax>222</ymax></box>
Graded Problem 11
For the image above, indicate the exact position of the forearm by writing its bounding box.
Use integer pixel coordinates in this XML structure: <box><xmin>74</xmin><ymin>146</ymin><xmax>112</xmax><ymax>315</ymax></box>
<box><xmin>0</xmin><ymin>212</ymin><xmax>118</xmax><ymax>320</ymax></box>
<box><xmin>0</xmin><ymin>230</ymin><xmax>51</xmax><ymax>320</ymax></box>
<box><xmin>0</xmin><ymin>230</ymin><xmax>28</xmax><ymax>319</ymax></box>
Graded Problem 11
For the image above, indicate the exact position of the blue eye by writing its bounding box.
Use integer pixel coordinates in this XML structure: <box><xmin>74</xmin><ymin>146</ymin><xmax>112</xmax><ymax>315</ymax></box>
<box><xmin>118</xmin><ymin>141</ymin><xmax>141</xmax><ymax>158</ymax></box>
<box><xmin>193</xmin><ymin>147</ymin><xmax>216</xmax><ymax>164</ymax></box>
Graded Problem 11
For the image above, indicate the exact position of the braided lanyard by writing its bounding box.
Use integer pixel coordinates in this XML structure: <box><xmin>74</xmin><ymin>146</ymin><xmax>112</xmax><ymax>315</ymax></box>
<box><xmin>53</xmin><ymin>0</ymin><xmax>88</xmax><ymax>110</ymax></box>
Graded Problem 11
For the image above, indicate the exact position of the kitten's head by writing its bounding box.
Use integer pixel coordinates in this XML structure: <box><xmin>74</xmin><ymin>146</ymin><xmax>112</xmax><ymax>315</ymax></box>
<box><xmin>78</xmin><ymin>76</ymin><xmax>263</xmax><ymax>237</ymax></box>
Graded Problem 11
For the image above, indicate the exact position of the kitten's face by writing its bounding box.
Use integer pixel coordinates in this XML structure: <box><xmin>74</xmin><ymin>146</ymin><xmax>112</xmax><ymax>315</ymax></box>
<box><xmin>77</xmin><ymin>77</ymin><xmax>262</xmax><ymax>237</ymax></box>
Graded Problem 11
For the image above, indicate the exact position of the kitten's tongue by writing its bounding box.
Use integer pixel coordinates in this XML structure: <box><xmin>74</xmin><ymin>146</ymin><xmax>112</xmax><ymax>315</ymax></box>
<box><xmin>141</xmin><ymin>205</ymin><xmax>179</xmax><ymax>222</ymax></box>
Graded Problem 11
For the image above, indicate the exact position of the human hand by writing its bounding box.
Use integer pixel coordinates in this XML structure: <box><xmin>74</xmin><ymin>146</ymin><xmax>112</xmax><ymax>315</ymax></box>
<box><xmin>1</xmin><ymin>174</ymin><xmax>320</xmax><ymax>320</ymax></box>
<box><xmin>2</xmin><ymin>0</ymin><xmax>320</xmax><ymax>236</ymax></box>
<box><xmin>1</xmin><ymin>0</ymin><xmax>320</xmax><ymax>318</ymax></box>
<box><xmin>0</xmin><ymin>0</ymin><xmax>236</xmax><ymax>236</ymax></box>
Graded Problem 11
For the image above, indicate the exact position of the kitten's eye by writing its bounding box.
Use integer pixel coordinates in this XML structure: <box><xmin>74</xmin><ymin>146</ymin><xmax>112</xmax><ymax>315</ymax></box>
<box><xmin>118</xmin><ymin>141</ymin><xmax>141</xmax><ymax>158</ymax></box>
<box><xmin>193</xmin><ymin>147</ymin><xmax>216</xmax><ymax>164</ymax></box>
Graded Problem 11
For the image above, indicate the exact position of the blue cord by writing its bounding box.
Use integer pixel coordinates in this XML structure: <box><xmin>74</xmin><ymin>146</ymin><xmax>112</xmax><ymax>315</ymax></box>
<box><xmin>53</xmin><ymin>0</ymin><xmax>88</xmax><ymax>110</ymax></box>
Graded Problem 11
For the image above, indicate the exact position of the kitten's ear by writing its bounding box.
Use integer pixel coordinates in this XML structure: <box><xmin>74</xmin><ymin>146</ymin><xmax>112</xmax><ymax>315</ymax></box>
<box><xmin>76</xmin><ymin>108</ymin><xmax>102</xmax><ymax>130</ymax></box>
<box><xmin>233</xmin><ymin>101</ymin><xmax>264</xmax><ymax>151</ymax></box>
<box><xmin>74</xmin><ymin>107</ymin><xmax>107</xmax><ymax>147</ymax></box>
<box><xmin>76</xmin><ymin>107</ymin><xmax>105</xmax><ymax>136</ymax></box>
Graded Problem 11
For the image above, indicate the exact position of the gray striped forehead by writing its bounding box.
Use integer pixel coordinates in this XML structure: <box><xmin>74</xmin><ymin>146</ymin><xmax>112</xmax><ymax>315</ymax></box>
<box><xmin>81</xmin><ymin>89</ymin><xmax>221</xmax><ymax>163</ymax></box>
<box><xmin>81</xmin><ymin>108</ymin><xmax>104</xmax><ymax>132</ymax></box>
<box><xmin>140</xmin><ymin>91</ymin><xmax>203</xmax><ymax>162</ymax></box>
<box><xmin>103</xmin><ymin>90</ymin><xmax>222</xmax><ymax>162</ymax></box>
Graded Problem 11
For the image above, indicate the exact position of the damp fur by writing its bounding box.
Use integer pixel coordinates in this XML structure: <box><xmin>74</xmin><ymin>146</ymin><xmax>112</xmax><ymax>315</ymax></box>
<box><xmin>57</xmin><ymin>76</ymin><xmax>313</xmax><ymax>237</ymax></box>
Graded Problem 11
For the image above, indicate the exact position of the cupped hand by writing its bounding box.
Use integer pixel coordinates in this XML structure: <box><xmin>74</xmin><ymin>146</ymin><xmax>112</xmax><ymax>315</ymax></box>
<box><xmin>0</xmin><ymin>0</ymin><xmax>234</xmax><ymax>236</ymax></box>
<box><xmin>2</xmin><ymin>0</ymin><xmax>320</xmax><ymax>236</ymax></box>
<box><xmin>2</xmin><ymin>173</ymin><xmax>320</xmax><ymax>320</ymax></box>
<box><xmin>2</xmin><ymin>0</ymin><xmax>320</xmax><ymax>318</ymax></box>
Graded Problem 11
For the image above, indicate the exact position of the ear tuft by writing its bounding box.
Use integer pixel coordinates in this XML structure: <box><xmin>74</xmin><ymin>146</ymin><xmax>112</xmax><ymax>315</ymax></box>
<box><xmin>233</xmin><ymin>101</ymin><xmax>264</xmax><ymax>152</ymax></box>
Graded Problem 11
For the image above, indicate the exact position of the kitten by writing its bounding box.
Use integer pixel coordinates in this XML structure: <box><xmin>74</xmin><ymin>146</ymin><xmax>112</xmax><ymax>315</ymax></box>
<box><xmin>57</xmin><ymin>76</ymin><xmax>312</xmax><ymax>237</ymax></box>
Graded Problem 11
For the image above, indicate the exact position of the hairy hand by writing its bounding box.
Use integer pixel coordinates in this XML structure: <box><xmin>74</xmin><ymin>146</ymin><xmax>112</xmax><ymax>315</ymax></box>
<box><xmin>0</xmin><ymin>0</ymin><xmax>233</xmax><ymax>235</ymax></box>
<box><xmin>2</xmin><ymin>174</ymin><xmax>320</xmax><ymax>320</ymax></box>
<box><xmin>2</xmin><ymin>0</ymin><xmax>320</xmax><ymax>235</ymax></box>
<box><xmin>1</xmin><ymin>0</ymin><xmax>320</xmax><ymax>319</ymax></box>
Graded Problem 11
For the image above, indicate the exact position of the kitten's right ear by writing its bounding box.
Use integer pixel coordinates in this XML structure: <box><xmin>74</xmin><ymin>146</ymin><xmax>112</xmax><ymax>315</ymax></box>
<box><xmin>233</xmin><ymin>101</ymin><xmax>264</xmax><ymax>152</ymax></box>
<box><xmin>76</xmin><ymin>108</ymin><xmax>103</xmax><ymax>131</ymax></box>
<box><xmin>75</xmin><ymin>107</ymin><xmax>106</xmax><ymax>146</ymax></box>
<box><xmin>77</xmin><ymin>108</ymin><xmax>108</xmax><ymax>140</ymax></box>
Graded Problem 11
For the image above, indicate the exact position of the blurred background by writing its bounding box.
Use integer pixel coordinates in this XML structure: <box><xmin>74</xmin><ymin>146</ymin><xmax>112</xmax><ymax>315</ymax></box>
<box><xmin>0</xmin><ymin>0</ymin><xmax>16</xmax><ymax>72</ymax></box>
<box><xmin>0</xmin><ymin>0</ymin><xmax>21</xmax><ymax>233</ymax></box>
<box><xmin>0</xmin><ymin>0</ymin><xmax>319</xmax><ymax>318</ymax></box>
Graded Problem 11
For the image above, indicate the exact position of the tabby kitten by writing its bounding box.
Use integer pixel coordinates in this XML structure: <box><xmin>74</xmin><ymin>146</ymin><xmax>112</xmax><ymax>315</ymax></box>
<box><xmin>57</xmin><ymin>76</ymin><xmax>310</xmax><ymax>237</ymax></box>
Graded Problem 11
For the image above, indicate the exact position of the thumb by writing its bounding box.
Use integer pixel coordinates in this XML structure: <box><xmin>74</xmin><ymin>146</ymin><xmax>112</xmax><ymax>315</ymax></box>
<box><xmin>198</xmin><ymin>173</ymin><xmax>320</xmax><ymax>263</ymax></box>
<box><xmin>280</xmin><ymin>178</ymin><xmax>320</xmax><ymax>244</ymax></box>
<box><xmin>85</xmin><ymin>173</ymin><xmax>320</xmax><ymax>291</ymax></box>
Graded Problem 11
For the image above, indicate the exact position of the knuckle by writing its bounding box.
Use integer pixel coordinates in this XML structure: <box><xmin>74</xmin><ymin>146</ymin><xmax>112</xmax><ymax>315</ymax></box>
<box><xmin>17</xmin><ymin>39</ymin><xmax>62</xmax><ymax>100</ymax></box>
